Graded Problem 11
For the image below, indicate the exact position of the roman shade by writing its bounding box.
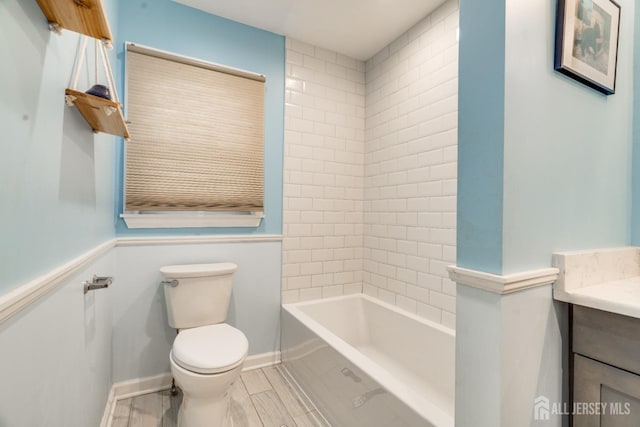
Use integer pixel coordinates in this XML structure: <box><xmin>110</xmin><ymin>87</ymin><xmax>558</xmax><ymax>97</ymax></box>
<box><xmin>125</xmin><ymin>44</ymin><xmax>265</xmax><ymax>213</ymax></box>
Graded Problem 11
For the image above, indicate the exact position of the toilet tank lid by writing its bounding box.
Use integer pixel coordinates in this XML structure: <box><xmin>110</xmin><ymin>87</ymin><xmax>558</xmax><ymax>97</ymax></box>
<box><xmin>160</xmin><ymin>263</ymin><xmax>237</xmax><ymax>278</ymax></box>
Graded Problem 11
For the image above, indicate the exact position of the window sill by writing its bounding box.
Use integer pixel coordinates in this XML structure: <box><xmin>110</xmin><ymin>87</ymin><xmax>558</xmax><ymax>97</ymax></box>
<box><xmin>121</xmin><ymin>212</ymin><xmax>264</xmax><ymax>229</ymax></box>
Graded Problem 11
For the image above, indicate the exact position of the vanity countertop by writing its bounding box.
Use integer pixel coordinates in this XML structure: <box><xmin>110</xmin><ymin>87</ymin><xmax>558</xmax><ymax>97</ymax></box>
<box><xmin>553</xmin><ymin>276</ymin><xmax>640</xmax><ymax>319</ymax></box>
<box><xmin>552</xmin><ymin>247</ymin><xmax>640</xmax><ymax>319</ymax></box>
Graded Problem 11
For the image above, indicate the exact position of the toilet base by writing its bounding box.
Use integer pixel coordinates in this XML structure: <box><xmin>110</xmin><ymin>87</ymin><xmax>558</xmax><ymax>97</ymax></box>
<box><xmin>177</xmin><ymin>392</ymin><xmax>232</xmax><ymax>427</ymax></box>
<box><xmin>170</xmin><ymin>352</ymin><xmax>244</xmax><ymax>427</ymax></box>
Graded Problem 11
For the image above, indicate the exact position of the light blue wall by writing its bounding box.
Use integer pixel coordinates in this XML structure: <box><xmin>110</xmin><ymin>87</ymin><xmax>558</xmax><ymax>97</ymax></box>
<box><xmin>502</xmin><ymin>0</ymin><xmax>633</xmax><ymax>273</ymax></box>
<box><xmin>0</xmin><ymin>0</ymin><xmax>118</xmax><ymax>294</ymax></box>
<box><xmin>0</xmin><ymin>2</ymin><xmax>118</xmax><ymax>424</ymax></box>
<box><xmin>632</xmin><ymin>2</ymin><xmax>640</xmax><ymax>245</ymax></box>
<box><xmin>114</xmin><ymin>0</ymin><xmax>285</xmax><ymax>237</ymax></box>
<box><xmin>458</xmin><ymin>0</ymin><xmax>634</xmax><ymax>275</ymax></box>
<box><xmin>456</xmin><ymin>0</ymin><xmax>505</xmax><ymax>274</ymax></box>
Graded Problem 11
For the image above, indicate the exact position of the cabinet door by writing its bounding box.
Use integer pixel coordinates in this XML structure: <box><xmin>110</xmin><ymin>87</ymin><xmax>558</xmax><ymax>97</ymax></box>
<box><xmin>574</xmin><ymin>355</ymin><xmax>640</xmax><ymax>427</ymax></box>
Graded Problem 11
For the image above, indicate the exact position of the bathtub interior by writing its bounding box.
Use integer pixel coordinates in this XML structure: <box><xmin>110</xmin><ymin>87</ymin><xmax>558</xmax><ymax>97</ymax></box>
<box><xmin>292</xmin><ymin>295</ymin><xmax>454</xmax><ymax>413</ymax></box>
<box><xmin>281</xmin><ymin>310</ymin><xmax>433</xmax><ymax>427</ymax></box>
<box><xmin>282</xmin><ymin>295</ymin><xmax>455</xmax><ymax>427</ymax></box>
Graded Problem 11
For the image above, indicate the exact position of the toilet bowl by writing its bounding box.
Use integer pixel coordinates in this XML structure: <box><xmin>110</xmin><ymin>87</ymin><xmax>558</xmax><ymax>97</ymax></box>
<box><xmin>170</xmin><ymin>323</ymin><xmax>249</xmax><ymax>427</ymax></box>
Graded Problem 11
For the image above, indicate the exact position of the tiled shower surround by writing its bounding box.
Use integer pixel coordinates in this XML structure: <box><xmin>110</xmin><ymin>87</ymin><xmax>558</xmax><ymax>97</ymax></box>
<box><xmin>363</xmin><ymin>1</ymin><xmax>458</xmax><ymax>328</ymax></box>
<box><xmin>282</xmin><ymin>39</ymin><xmax>366</xmax><ymax>302</ymax></box>
<box><xmin>283</xmin><ymin>0</ymin><xmax>458</xmax><ymax>328</ymax></box>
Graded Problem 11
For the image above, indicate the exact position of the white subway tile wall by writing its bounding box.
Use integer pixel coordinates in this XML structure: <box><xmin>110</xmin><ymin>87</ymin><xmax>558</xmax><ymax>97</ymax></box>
<box><xmin>283</xmin><ymin>0</ymin><xmax>458</xmax><ymax>329</ymax></box>
<box><xmin>364</xmin><ymin>0</ymin><xmax>459</xmax><ymax>329</ymax></box>
<box><xmin>283</xmin><ymin>39</ymin><xmax>366</xmax><ymax>303</ymax></box>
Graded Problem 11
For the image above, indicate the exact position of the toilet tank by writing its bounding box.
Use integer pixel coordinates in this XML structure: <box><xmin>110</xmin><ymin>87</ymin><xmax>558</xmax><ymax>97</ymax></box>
<box><xmin>160</xmin><ymin>263</ymin><xmax>237</xmax><ymax>329</ymax></box>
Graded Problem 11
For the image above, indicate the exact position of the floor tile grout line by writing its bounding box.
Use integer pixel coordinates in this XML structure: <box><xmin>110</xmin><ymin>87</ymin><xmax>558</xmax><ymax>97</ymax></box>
<box><xmin>160</xmin><ymin>389</ymin><xmax>167</xmax><ymax>425</ymax></box>
<box><xmin>277</xmin><ymin>365</ymin><xmax>331</xmax><ymax>427</ymax></box>
<box><xmin>242</xmin><ymin>368</ymin><xmax>274</xmax><ymax>395</ymax></box>
<box><xmin>262</xmin><ymin>366</ymin><xmax>288</xmax><ymax>402</ymax></box>
<box><xmin>126</xmin><ymin>397</ymin><xmax>133</xmax><ymax>426</ymax></box>
<box><xmin>264</xmin><ymin>365</ymin><xmax>311</xmax><ymax>423</ymax></box>
<box><xmin>250</xmin><ymin>370</ymin><xmax>299</xmax><ymax>427</ymax></box>
<box><xmin>250</xmin><ymin>389</ymin><xmax>295</xmax><ymax>427</ymax></box>
<box><xmin>260</xmin><ymin>366</ymin><xmax>297</xmax><ymax>424</ymax></box>
<box><xmin>240</xmin><ymin>371</ymin><xmax>266</xmax><ymax>427</ymax></box>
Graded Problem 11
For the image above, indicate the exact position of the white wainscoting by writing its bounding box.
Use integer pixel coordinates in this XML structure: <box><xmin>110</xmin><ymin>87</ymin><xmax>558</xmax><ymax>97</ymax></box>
<box><xmin>112</xmin><ymin>238</ymin><xmax>282</xmax><ymax>382</ymax></box>
<box><xmin>0</xmin><ymin>247</ymin><xmax>116</xmax><ymax>427</ymax></box>
<box><xmin>0</xmin><ymin>235</ymin><xmax>283</xmax><ymax>427</ymax></box>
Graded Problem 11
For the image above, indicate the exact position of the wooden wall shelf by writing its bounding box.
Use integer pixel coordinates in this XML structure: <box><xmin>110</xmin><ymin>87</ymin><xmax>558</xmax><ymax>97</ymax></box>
<box><xmin>35</xmin><ymin>0</ymin><xmax>113</xmax><ymax>42</ymax></box>
<box><xmin>65</xmin><ymin>89</ymin><xmax>130</xmax><ymax>139</ymax></box>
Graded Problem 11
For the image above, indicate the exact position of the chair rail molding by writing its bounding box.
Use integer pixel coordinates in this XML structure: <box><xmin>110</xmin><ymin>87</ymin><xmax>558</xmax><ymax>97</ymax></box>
<box><xmin>0</xmin><ymin>234</ymin><xmax>283</xmax><ymax>324</ymax></box>
<box><xmin>0</xmin><ymin>239</ymin><xmax>117</xmax><ymax>324</ymax></box>
<box><xmin>447</xmin><ymin>265</ymin><xmax>560</xmax><ymax>294</ymax></box>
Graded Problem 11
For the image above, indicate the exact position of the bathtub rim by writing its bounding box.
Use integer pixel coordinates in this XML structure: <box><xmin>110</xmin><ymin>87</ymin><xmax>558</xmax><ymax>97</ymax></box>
<box><xmin>282</xmin><ymin>293</ymin><xmax>455</xmax><ymax>427</ymax></box>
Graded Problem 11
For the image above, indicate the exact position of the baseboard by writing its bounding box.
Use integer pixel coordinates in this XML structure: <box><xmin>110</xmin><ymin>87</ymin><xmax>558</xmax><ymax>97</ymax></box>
<box><xmin>113</xmin><ymin>372</ymin><xmax>174</xmax><ymax>400</ymax></box>
<box><xmin>99</xmin><ymin>386</ymin><xmax>116</xmax><ymax>427</ymax></box>
<box><xmin>101</xmin><ymin>372</ymin><xmax>173</xmax><ymax>427</ymax></box>
<box><xmin>243</xmin><ymin>350</ymin><xmax>281</xmax><ymax>371</ymax></box>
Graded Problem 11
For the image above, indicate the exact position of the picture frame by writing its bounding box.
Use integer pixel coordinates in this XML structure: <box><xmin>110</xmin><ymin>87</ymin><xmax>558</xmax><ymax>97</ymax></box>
<box><xmin>554</xmin><ymin>0</ymin><xmax>621</xmax><ymax>95</ymax></box>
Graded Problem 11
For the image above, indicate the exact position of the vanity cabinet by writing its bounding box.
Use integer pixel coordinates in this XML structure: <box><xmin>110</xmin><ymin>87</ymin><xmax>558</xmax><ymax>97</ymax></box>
<box><xmin>572</xmin><ymin>306</ymin><xmax>640</xmax><ymax>426</ymax></box>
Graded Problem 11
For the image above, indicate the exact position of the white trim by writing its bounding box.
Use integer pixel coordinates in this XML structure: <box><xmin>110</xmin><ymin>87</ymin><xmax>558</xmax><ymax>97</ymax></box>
<box><xmin>117</xmin><ymin>234</ymin><xmax>283</xmax><ymax>246</ymax></box>
<box><xmin>0</xmin><ymin>239</ymin><xmax>116</xmax><ymax>324</ymax></box>
<box><xmin>99</xmin><ymin>386</ymin><xmax>116</xmax><ymax>427</ymax></box>
<box><xmin>112</xmin><ymin>372</ymin><xmax>174</xmax><ymax>400</ymax></box>
<box><xmin>242</xmin><ymin>351</ymin><xmax>281</xmax><ymax>371</ymax></box>
<box><xmin>102</xmin><ymin>373</ymin><xmax>173</xmax><ymax>427</ymax></box>
<box><xmin>121</xmin><ymin>212</ymin><xmax>264</xmax><ymax>229</ymax></box>
<box><xmin>447</xmin><ymin>265</ymin><xmax>560</xmax><ymax>295</ymax></box>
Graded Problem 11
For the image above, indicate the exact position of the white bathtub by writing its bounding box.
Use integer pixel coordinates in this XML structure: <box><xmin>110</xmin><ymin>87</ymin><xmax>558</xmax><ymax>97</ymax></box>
<box><xmin>281</xmin><ymin>294</ymin><xmax>455</xmax><ymax>427</ymax></box>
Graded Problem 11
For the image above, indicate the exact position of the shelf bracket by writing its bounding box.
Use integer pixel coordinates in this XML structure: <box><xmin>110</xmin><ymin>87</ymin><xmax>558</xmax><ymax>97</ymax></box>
<box><xmin>65</xmin><ymin>94</ymin><xmax>77</xmax><ymax>107</ymax></box>
<box><xmin>48</xmin><ymin>21</ymin><xmax>62</xmax><ymax>35</ymax></box>
<box><xmin>35</xmin><ymin>0</ymin><xmax>114</xmax><ymax>42</ymax></box>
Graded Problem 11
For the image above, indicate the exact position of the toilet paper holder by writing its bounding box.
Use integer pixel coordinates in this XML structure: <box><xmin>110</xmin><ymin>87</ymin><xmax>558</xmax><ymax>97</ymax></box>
<box><xmin>84</xmin><ymin>275</ymin><xmax>113</xmax><ymax>294</ymax></box>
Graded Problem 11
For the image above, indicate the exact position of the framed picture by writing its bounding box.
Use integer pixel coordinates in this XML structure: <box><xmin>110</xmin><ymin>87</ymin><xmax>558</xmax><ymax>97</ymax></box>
<box><xmin>555</xmin><ymin>0</ymin><xmax>621</xmax><ymax>95</ymax></box>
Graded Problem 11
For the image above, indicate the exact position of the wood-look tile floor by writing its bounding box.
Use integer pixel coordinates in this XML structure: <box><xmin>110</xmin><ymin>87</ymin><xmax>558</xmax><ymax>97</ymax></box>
<box><xmin>111</xmin><ymin>365</ymin><xmax>329</xmax><ymax>427</ymax></box>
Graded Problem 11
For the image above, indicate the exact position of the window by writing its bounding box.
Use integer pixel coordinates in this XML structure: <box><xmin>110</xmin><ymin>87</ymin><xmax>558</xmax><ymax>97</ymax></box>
<box><xmin>122</xmin><ymin>43</ymin><xmax>265</xmax><ymax>228</ymax></box>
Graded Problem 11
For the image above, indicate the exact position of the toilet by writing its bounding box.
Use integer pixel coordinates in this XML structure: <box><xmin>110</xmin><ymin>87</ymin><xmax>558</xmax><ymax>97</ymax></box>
<box><xmin>160</xmin><ymin>262</ymin><xmax>248</xmax><ymax>427</ymax></box>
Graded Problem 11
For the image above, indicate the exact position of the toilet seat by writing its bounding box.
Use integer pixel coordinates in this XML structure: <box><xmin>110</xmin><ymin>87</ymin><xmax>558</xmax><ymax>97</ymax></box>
<box><xmin>172</xmin><ymin>323</ymin><xmax>248</xmax><ymax>374</ymax></box>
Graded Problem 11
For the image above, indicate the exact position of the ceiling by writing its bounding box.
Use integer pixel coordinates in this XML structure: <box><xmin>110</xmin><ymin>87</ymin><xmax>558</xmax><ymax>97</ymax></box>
<box><xmin>172</xmin><ymin>0</ymin><xmax>447</xmax><ymax>61</ymax></box>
